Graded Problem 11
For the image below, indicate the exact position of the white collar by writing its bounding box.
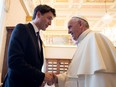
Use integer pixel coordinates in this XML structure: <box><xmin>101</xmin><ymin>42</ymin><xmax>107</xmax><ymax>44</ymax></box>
<box><xmin>30</xmin><ymin>21</ymin><xmax>39</xmax><ymax>33</ymax></box>
<box><xmin>76</xmin><ymin>29</ymin><xmax>92</xmax><ymax>44</ymax></box>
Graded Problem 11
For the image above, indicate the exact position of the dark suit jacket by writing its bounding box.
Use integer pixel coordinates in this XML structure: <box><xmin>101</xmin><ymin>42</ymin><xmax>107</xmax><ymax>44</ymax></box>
<box><xmin>3</xmin><ymin>23</ymin><xmax>45</xmax><ymax>87</ymax></box>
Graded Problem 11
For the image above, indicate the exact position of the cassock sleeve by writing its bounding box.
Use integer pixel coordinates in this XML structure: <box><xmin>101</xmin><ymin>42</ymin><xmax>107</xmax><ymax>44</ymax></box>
<box><xmin>56</xmin><ymin>72</ymin><xmax>67</xmax><ymax>87</ymax></box>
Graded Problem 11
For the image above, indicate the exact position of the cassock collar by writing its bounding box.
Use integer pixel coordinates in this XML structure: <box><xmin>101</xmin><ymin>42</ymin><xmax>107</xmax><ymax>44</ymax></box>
<box><xmin>76</xmin><ymin>29</ymin><xmax>92</xmax><ymax>44</ymax></box>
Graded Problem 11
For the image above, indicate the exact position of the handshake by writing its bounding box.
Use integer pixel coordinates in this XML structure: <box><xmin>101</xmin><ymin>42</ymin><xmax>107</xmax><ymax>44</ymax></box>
<box><xmin>40</xmin><ymin>72</ymin><xmax>58</xmax><ymax>87</ymax></box>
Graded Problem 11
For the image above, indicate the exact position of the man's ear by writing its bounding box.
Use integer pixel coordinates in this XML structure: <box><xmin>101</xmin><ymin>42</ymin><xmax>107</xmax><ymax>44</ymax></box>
<box><xmin>36</xmin><ymin>11</ymin><xmax>41</xmax><ymax>18</ymax></box>
<box><xmin>78</xmin><ymin>20</ymin><xmax>83</xmax><ymax>28</ymax></box>
<box><xmin>78</xmin><ymin>20</ymin><xmax>81</xmax><ymax>26</ymax></box>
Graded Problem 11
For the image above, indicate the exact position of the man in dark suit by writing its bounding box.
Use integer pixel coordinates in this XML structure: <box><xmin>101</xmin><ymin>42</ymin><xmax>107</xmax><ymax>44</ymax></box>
<box><xmin>3</xmin><ymin>4</ymin><xmax>56</xmax><ymax>87</ymax></box>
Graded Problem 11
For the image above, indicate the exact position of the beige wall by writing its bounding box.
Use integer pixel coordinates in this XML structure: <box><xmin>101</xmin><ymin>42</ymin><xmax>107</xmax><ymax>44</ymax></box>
<box><xmin>45</xmin><ymin>46</ymin><xmax>76</xmax><ymax>59</ymax></box>
<box><xmin>0</xmin><ymin>0</ymin><xmax>26</xmax><ymax>73</ymax></box>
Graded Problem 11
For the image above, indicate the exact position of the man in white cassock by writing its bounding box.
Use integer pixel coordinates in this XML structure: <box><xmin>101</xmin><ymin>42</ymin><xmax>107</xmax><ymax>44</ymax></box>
<box><xmin>53</xmin><ymin>16</ymin><xmax>116</xmax><ymax>87</ymax></box>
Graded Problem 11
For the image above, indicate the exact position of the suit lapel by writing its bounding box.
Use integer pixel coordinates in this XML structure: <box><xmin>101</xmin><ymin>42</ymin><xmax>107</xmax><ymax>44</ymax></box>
<box><xmin>26</xmin><ymin>23</ymin><xmax>44</xmax><ymax>63</ymax></box>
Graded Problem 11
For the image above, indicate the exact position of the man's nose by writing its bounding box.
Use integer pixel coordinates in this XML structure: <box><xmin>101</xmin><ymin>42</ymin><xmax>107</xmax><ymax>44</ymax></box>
<box><xmin>48</xmin><ymin>21</ymin><xmax>51</xmax><ymax>25</ymax></box>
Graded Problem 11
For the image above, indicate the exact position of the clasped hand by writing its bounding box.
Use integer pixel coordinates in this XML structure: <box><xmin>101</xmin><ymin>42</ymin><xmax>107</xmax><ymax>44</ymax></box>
<box><xmin>40</xmin><ymin>72</ymin><xmax>58</xmax><ymax>87</ymax></box>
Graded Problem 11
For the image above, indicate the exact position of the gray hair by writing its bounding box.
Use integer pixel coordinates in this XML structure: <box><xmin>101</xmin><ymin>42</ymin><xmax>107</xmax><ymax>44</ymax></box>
<box><xmin>72</xmin><ymin>16</ymin><xmax>89</xmax><ymax>29</ymax></box>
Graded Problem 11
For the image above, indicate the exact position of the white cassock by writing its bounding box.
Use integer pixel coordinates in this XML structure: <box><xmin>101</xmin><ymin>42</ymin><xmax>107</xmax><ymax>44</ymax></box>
<box><xmin>56</xmin><ymin>29</ymin><xmax>116</xmax><ymax>87</ymax></box>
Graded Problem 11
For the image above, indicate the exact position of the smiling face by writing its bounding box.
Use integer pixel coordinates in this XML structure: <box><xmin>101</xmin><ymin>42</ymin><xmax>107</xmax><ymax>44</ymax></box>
<box><xmin>68</xmin><ymin>18</ymin><xmax>83</xmax><ymax>41</ymax></box>
<box><xmin>40</xmin><ymin>12</ymin><xmax>54</xmax><ymax>30</ymax></box>
<box><xmin>36</xmin><ymin>11</ymin><xmax>54</xmax><ymax>31</ymax></box>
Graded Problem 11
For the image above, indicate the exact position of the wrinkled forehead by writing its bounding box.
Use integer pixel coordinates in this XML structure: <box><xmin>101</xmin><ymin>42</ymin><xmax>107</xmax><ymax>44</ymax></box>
<box><xmin>68</xmin><ymin>18</ymin><xmax>78</xmax><ymax>24</ymax></box>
